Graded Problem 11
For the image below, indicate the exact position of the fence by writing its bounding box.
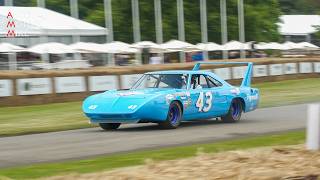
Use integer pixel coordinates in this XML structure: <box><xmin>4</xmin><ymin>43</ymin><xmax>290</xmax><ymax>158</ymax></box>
<box><xmin>0</xmin><ymin>57</ymin><xmax>319</xmax><ymax>107</ymax></box>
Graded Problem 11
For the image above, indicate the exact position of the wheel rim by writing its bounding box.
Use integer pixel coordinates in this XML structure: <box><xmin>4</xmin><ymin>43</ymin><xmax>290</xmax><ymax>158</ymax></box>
<box><xmin>169</xmin><ymin>105</ymin><xmax>180</xmax><ymax>124</ymax></box>
<box><xmin>231</xmin><ymin>102</ymin><xmax>241</xmax><ymax>120</ymax></box>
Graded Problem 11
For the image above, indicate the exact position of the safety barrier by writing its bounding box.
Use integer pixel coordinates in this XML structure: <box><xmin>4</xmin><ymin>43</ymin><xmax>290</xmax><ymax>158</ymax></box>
<box><xmin>0</xmin><ymin>57</ymin><xmax>319</xmax><ymax>107</ymax></box>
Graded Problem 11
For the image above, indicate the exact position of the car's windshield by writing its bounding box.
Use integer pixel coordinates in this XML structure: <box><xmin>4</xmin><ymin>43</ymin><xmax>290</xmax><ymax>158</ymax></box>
<box><xmin>131</xmin><ymin>74</ymin><xmax>188</xmax><ymax>89</ymax></box>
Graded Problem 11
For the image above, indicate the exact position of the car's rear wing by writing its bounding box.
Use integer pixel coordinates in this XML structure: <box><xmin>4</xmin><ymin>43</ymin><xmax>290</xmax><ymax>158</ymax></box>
<box><xmin>192</xmin><ymin>62</ymin><xmax>253</xmax><ymax>87</ymax></box>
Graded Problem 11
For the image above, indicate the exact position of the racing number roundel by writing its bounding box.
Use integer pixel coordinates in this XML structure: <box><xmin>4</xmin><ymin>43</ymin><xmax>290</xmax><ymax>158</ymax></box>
<box><xmin>196</xmin><ymin>91</ymin><xmax>213</xmax><ymax>112</ymax></box>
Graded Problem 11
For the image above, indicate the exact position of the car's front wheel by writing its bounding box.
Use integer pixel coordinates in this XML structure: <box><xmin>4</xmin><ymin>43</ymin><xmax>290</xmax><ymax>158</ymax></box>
<box><xmin>221</xmin><ymin>99</ymin><xmax>242</xmax><ymax>123</ymax></box>
<box><xmin>99</xmin><ymin>123</ymin><xmax>121</xmax><ymax>130</ymax></box>
<box><xmin>159</xmin><ymin>101</ymin><xmax>182</xmax><ymax>129</ymax></box>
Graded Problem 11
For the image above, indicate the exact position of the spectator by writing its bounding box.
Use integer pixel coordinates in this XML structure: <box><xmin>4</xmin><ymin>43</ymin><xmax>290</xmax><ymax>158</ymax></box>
<box><xmin>192</xmin><ymin>52</ymin><xmax>204</xmax><ymax>61</ymax></box>
<box><xmin>149</xmin><ymin>54</ymin><xmax>162</xmax><ymax>64</ymax></box>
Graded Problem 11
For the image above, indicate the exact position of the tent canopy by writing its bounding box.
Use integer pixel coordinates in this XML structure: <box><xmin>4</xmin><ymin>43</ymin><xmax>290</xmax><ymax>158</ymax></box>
<box><xmin>28</xmin><ymin>42</ymin><xmax>75</xmax><ymax>54</ymax></box>
<box><xmin>132</xmin><ymin>41</ymin><xmax>166</xmax><ymax>53</ymax></box>
<box><xmin>70</xmin><ymin>41</ymin><xmax>138</xmax><ymax>53</ymax></box>
<box><xmin>70</xmin><ymin>42</ymin><xmax>107</xmax><ymax>53</ymax></box>
<box><xmin>132</xmin><ymin>41</ymin><xmax>160</xmax><ymax>48</ymax></box>
<box><xmin>223</xmin><ymin>40</ymin><xmax>250</xmax><ymax>50</ymax></box>
<box><xmin>0</xmin><ymin>6</ymin><xmax>106</xmax><ymax>37</ymax></box>
<box><xmin>0</xmin><ymin>43</ymin><xmax>25</xmax><ymax>53</ymax></box>
<box><xmin>298</xmin><ymin>42</ymin><xmax>319</xmax><ymax>49</ymax></box>
<box><xmin>255</xmin><ymin>41</ymin><xmax>319</xmax><ymax>50</ymax></box>
<box><xmin>282</xmin><ymin>41</ymin><xmax>302</xmax><ymax>49</ymax></box>
<box><xmin>196</xmin><ymin>42</ymin><xmax>223</xmax><ymax>51</ymax></box>
<box><xmin>103</xmin><ymin>41</ymin><xmax>138</xmax><ymax>53</ymax></box>
<box><xmin>256</xmin><ymin>42</ymin><xmax>286</xmax><ymax>50</ymax></box>
<box><xmin>161</xmin><ymin>40</ymin><xmax>199</xmax><ymax>52</ymax></box>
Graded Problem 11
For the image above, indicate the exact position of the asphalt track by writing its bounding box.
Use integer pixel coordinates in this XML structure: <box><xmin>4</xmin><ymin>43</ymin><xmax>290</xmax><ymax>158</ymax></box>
<box><xmin>0</xmin><ymin>103</ymin><xmax>313</xmax><ymax>168</ymax></box>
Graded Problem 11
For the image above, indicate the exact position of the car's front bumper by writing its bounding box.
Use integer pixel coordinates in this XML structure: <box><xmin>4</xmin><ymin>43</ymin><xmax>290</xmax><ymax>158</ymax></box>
<box><xmin>85</xmin><ymin>113</ymin><xmax>141</xmax><ymax>124</ymax></box>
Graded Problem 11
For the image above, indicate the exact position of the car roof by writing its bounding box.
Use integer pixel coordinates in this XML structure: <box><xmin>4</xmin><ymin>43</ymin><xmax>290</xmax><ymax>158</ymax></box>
<box><xmin>146</xmin><ymin>70</ymin><xmax>210</xmax><ymax>75</ymax></box>
<box><xmin>145</xmin><ymin>70</ymin><xmax>232</xmax><ymax>87</ymax></box>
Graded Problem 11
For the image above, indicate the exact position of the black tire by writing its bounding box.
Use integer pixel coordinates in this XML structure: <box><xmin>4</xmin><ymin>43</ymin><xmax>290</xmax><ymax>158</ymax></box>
<box><xmin>221</xmin><ymin>99</ymin><xmax>243</xmax><ymax>123</ymax></box>
<box><xmin>159</xmin><ymin>101</ymin><xmax>182</xmax><ymax>129</ymax></box>
<box><xmin>99</xmin><ymin>123</ymin><xmax>121</xmax><ymax>130</ymax></box>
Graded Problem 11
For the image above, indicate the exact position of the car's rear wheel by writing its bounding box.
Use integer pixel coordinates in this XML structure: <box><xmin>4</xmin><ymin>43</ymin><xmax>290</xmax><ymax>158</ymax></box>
<box><xmin>99</xmin><ymin>123</ymin><xmax>121</xmax><ymax>130</ymax></box>
<box><xmin>159</xmin><ymin>101</ymin><xmax>182</xmax><ymax>129</ymax></box>
<box><xmin>221</xmin><ymin>99</ymin><xmax>242</xmax><ymax>123</ymax></box>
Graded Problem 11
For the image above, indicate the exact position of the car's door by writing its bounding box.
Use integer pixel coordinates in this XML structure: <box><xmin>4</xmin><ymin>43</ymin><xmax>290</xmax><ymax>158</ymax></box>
<box><xmin>205</xmin><ymin>75</ymin><xmax>228</xmax><ymax>115</ymax></box>
<box><xmin>185</xmin><ymin>74</ymin><xmax>221</xmax><ymax>119</ymax></box>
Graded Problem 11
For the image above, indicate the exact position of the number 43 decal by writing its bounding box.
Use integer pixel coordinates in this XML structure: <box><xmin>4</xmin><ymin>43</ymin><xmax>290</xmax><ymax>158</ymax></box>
<box><xmin>196</xmin><ymin>92</ymin><xmax>213</xmax><ymax>112</ymax></box>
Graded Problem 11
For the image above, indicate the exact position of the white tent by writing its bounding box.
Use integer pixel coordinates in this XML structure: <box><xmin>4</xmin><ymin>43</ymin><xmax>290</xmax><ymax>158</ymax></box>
<box><xmin>254</xmin><ymin>42</ymin><xmax>267</xmax><ymax>50</ymax></box>
<box><xmin>161</xmin><ymin>40</ymin><xmax>199</xmax><ymax>52</ymax></box>
<box><xmin>279</xmin><ymin>15</ymin><xmax>320</xmax><ymax>36</ymax></box>
<box><xmin>132</xmin><ymin>41</ymin><xmax>160</xmax><ymax>48</ymax></box>
<box><xmin>297</xmin><ymin>42</ymin><xmax>319</xmax><ymax>49</ymax></box>
<box><xmin>282</xmin><ymin>41</ymin><xmax>320</xmax><ymax>50</ymax></box>
<box><xmin>0</xmin><ymin>6</ymin><xmax>106</xmax><ymax>37</ymax></box>
<box><xmin>255</xmin><ymin>41</ymin><xmax>319</xmax><ymax>50</ymax></box>
<box><xmin>70</xmin><ymin>41</ymin><xmax>139</xmax><ymax>54</ymax></box>
<box><xmin>0</xmin><ymin>43</ymin><xmax>26</xmax><ymax>70</ymax></box>
<box><xmin>282</xmin><ymin>41</ymin><xmax>302</xmax><ymax>50</ymax></box>
<box><xmin>222</xmin><ymin>40</ymin><xmax>251</xmax><ymax>50</ymax></box>
<box><xmin>103</xmin><ymin>41</ymin><xmax>139</xmax><ymax>54</ymax></box>
<box><xmin>0</xmin><ymin>43</ymin><xmax>25</xmax><ymax>53</ymax></box>
<box><xmin>196</xmin><ymin>42</ymin><xmax>223</xmax><ymax>51</ymax></box>
<box><xmin>132</xmin><ymin>41</ymin><xmax>166</xmax><ymax>53</ymax></box>
<box><xmin>28</xmin><ymin>42</ymin><xmax>75</xmax><ymax>54</ymax></box>
<box><xmin>69</xmin><ymin>42</ymin><xmax>106</xmax><ymax>53</ymax></box>
<box><xmin>256</xmin><ymin>42</ymin><xmax>287</xmax><ymax>50</ymax></box>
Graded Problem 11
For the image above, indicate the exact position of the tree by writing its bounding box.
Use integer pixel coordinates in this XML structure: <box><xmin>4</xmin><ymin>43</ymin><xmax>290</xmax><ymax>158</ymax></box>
<box><xmin>244</xmin><ymin>0</ymin><xmax>281</xmax><ymax>42</ymax></box>
<box><xmin>12</xmin><ymin>0</ymin><xmax>283</xmax><ymax>43</ymax></box>
<box><xmin>279</xmin><ymin>0</ymin><xmax>320</xmax><ymax>14</ymax></box>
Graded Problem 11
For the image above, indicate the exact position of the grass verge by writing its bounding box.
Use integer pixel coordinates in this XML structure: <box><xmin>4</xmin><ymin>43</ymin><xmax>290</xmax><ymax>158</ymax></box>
<box><xmin>0</xmin><ymin>102</ymin><xmax>92</xmax><ymax>137</ymax></box>
<box><xmin>254</xmin><ymin>78</ymin><xmax>320</xmax><ymax>108</ymax></box>
<box><xmin>0</xmin><ymin>78</ymin><xmax>319</xmax><ymax>137</ymax></box>
<box><xmin>0</xmin><ymin>130</ymin><xmax>305</xmax><ymax>180</ymax></box>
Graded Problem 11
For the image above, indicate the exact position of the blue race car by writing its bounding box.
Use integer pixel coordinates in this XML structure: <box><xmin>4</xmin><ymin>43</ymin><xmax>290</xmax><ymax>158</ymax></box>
<box><xmin>82</xmin><ymin>62</ymin><xmax>259</xmax><ymax>130</ymax></box>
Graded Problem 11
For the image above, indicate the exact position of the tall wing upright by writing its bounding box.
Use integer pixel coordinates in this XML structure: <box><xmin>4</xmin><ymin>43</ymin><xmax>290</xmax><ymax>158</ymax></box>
<box><xmin>192</xmin><ymin>61</ymin><xmax>253</xmax><ymax>87</ymax></box>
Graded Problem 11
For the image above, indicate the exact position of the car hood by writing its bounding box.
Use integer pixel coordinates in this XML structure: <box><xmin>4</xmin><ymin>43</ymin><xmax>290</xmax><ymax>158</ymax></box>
<box><xmin>83</xmin><ymin>88</ymin><xmax>175</xmax><ymax>114</ymax></box>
